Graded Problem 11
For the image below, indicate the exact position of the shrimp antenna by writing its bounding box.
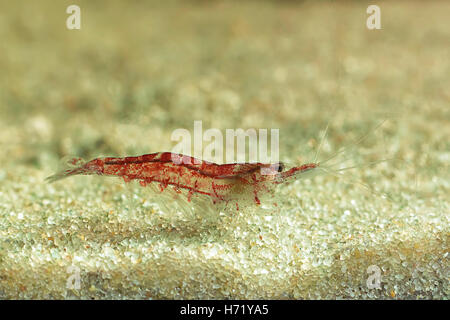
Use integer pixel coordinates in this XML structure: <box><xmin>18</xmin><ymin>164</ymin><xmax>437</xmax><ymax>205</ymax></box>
<box><xmin>319</xmin><ymin>167</ymin><xmax>395</xmax><ymax>203</ymax></box>
<box><xmin>326</xmin><ymin>156</ymin><xmax>419</xmax><ymax>204</ymax></box>
<box><xmin>325</xmin><ymin>158</ymin><xmax>397</xmax><ymax>173</ymax></box>
<box><xmin>319</xmin><ymin>119</ymin><xmax>388</xmax><ymax>166</ymax></box>
<box><xmin>314</xmin><ymin>119</ymin><xmax>330</xmax><ymax>164</ymax></box>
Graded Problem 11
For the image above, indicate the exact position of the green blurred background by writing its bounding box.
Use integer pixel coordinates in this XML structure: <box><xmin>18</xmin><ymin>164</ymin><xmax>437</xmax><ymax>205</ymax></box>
<box><xmin>0</xmin><ymin>0</ymin><xmax>448</xmax><ymax>299</ymax></box>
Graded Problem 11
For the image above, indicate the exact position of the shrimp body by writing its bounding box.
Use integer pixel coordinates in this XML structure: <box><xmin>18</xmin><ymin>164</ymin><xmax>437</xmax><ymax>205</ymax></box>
<box><xmin>47</xmin><ymin>152</ymin><xmax>319</xmax><ymax>206</ymax></box>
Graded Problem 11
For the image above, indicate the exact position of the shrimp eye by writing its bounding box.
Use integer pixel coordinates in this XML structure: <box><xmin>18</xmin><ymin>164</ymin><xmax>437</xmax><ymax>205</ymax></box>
<box><xmin>277</xmin><ymin>162</ymin><xmax>285</xmax><ymax>172</ymax></box>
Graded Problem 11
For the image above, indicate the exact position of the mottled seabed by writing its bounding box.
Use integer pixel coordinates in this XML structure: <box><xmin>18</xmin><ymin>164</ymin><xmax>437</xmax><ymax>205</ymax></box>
<box><xmin>0</xmin><ymin>0</ymin><xmax>448</xmax><ymax>299</ymax></box>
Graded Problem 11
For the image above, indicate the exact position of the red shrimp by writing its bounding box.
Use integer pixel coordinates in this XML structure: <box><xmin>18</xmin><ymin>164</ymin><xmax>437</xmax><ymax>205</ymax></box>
<box><xmin>46</xmin><ymin>119</ymin><xmax>396</xmax><ymax>209</ymax></box>
<box><xmin>46</xmin><ymin>152</ymin><xmax>319</xmax><ymax>207</ymax></box>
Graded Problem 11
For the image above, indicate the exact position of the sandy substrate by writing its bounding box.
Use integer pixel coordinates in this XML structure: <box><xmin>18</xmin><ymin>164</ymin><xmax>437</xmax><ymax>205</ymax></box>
<box><xmin>0</xmin><ymin>0</ymin><xmax>448</xmax><ymax>299</ymax></box>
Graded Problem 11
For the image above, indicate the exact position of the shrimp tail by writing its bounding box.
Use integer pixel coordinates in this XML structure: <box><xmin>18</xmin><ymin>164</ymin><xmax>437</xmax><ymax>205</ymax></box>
<box><xmin>45</xmin><ymin>157</ymin><xmax>89</xmax><ymax>183</ymax></box>
<box><xmin>45</xmin><ymin>167</ymin><xmax>86</xmax><ymax>183</ymax></box>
